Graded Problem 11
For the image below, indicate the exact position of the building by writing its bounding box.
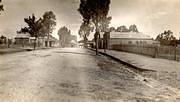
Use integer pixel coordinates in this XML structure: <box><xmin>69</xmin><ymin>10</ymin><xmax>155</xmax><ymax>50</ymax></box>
<box><xmin>45</xmin><ymin>35</ymin><xmax>59</xmax><ymax>47</ymax></box>
<box><xmin>14</xmin><ymin>33</ymin><xmax>31</xmax><ymax>47</ymax></box>
<box><xmin>14</xmin><ymin>33</ymin><xmax>58</xmax><ymax>47</ymax></box>
<box><xmin>78</xmin><ymin>40</ymin><xmax>94</xmax><ymax>48</ymax></box>
<box><xmin>59</xmin><ymin>34</ymin><xmax>77</xmax><ymax>48</ymax></box>
<box><xmin>104</xmin><ymin>32</ymin><xmax>158</xmax><ymax>49</ymax></box>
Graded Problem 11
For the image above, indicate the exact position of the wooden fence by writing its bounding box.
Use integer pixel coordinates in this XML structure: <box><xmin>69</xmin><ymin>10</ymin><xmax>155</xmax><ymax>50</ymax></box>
<box><xmin>111</xmin><ymin>44</ymin><xmax>180</xmax><ymax>61</ymax></box>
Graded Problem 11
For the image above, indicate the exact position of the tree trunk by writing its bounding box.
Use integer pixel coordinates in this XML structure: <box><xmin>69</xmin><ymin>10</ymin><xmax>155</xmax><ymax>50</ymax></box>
<box><xmin>174</xmin><ymin>46</ymin><xmax>177</xmax><ymax>60</ymax></box>
<box><xmin>33</xmin><ymin>38</ymin><xmax>37</xmax><ymax>50</ymax></box>
<box><xmin>96</xmin><ymin>38</ymin><xmax>99</xmax><ymax>55</ymax></box>
<box><xmin>47</xmin><ymin>33</ymin><xmax>49</xmax><ymax>47</ymax></box>
<box><xmin>95</xmin><ymin>23</ymin><xmax>99</xmax><ymax>55</ymax></box>
<box><xmin>22</xmin><ymin>38</ymin><xmax>24</xmax><ymax>47</ymax></box>
<box><xmin>104</xmin><ymin>38</ymin><xmax>106</xmax><ymax>53</ymax></box>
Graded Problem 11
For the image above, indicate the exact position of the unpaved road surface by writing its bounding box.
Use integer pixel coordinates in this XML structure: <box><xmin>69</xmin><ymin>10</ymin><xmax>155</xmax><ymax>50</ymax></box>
<box><xmin>0</xmin><ymin>48</ymin><xmax>179</xmax><ymax>102</ymax></box>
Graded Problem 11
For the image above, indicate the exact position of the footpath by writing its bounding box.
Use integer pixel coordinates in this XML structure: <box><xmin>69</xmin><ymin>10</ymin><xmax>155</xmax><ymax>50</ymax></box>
<box><xmin>0</xmin><ymin>47</ymin><xmax>55</xmax><ymax>55</ymax></box>
<box><xmin>96</xmin><ymin>49</ymin><xmax>180</xmax><ymax>73</ymax></box>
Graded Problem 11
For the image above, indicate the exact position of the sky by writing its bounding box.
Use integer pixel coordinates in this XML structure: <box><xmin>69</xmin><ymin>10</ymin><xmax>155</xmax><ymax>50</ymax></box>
<box><xmin>0</xmin><ymin>0</ymin><xmax>180</xmax><ymax>40</ymax></box>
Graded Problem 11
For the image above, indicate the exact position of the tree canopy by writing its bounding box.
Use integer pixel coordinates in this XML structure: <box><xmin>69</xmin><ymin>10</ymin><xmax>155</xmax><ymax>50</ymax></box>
<box><xmin>156</xmin><ymin>30</ymin><xmax>176</xmax><ymax>46</ymax></box>
<box><xmin>116</xmin><ymin>25</ymin><xmax>129</xmax><ymax>32</ymax></box>
<box><xmin>0</xmin><ymin>0</ymin><xmax>4</xmax><ymax>13</ymax></box>
<box><xmin>42</xmin><ymin>11</ymin><xmax>56</xmax><ymax>36</ymax></box>
<box><xmin>114</xmin><ymin>24</ymin><xmax>139</xmax><ymax>32</ymax></box>
<box><xmin>18</xmin><ymin>14</ymin><xmax>43</xmax><ymax>38</ymax></box>
<box><xmin>109</xmin><ymin>27</ymin><xmax>115</xmax><ymax>32</ymax></box>
<box><xmin>18</xmin><ymin>11</ymin><xmax>56</xmax><ymax>38</ymax></box>
<box><xmin>78</xmin><ymin>0</ymin><xmax>111</xmax><ymax>30</ymax></box>
<box><xmin>58</xmin><ymin>26</ymin><xmax>72</xmax><ymax>47</ymax></box>
<box><xmin>129</xmin><ymin>24</ymin><xmax>139</xmax><ymax>32</ymax></box>
<box><xmin>99</xmin><ymin>16</ymin><xmax>112</xmax><ymax>32</ymax></box>
<box><xmin>78</xmin><ymin>0</ymin><xmax>111</xmax><ymax>54</ymax></box>
<box><xmin>78</xmin><ymin>22</ymin><xmax>94</xmax><ymax>42</ymax></box>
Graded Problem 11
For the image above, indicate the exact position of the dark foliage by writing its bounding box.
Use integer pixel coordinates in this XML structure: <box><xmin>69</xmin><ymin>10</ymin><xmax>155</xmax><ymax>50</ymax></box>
<box><xmin>99</xmin><ymin>16</ymin><xmax>112</xmax><ymax>32</ymax></box>
<box><xmin>78</xmin><ymin>0</ymin><xmax>111</xmax><ymax>54</ymax></box>
<box><xmin>129</xmin><ymin>24</ymin><xmax>139</xmax><ymax>32</ymax></box>
<box><xmin>78</xmin><ymin>0</ymin><xmax>111</xmax><ymax>28</ymax></box>
<box><xmin>156</xmin><ymin>30</ymin><xmax>177</xmax><ymax>46</ymax></box>
<box><xmin>78</xmin><ymin>22</ymin><xmax>94</xmax><ymax>42</ymax></box>
<box><xmin>42</xmin><ymin>11</ymin><xmax>56</xmax><ymax>36</ymax></box>
<box><xmin>0</xmin><ymin>0</ymin><xmax>4</xmax><ymax>13</ymax></box>
<box><xmin>18</xmin><ymin>14</ymin><xmax>43</xmax><ymax>38</ymax></box>
<box><xmin>58</xmin><ymin>26</ymin><xmax>72</xmax><ymax>47</ymax></box>
<box><xmin>116</xmin><ymin>25</ymin><xmax>129</xmax><ymax>32</ymax></box>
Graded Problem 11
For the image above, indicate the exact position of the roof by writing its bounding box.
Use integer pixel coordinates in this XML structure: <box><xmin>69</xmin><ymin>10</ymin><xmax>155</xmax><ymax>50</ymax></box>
<box><xmin>15</xmin><ymin>34</ymin><xmax>30</xmax><ymax>38</ymax></box>
<box><xmin>109</xmin><ymin>32</ymin><xmax>152</xmax><ymax>40</ymax></box>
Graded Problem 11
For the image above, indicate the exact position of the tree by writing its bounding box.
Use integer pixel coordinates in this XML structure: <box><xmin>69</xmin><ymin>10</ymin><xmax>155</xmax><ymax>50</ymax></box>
<box><xmin>129</xmin><ymin>24</ymin><xmax>139</xmax><ymax>32</ymax></box>
<box><xmin>156</xmin><ymin>30</ymin><xmax>176</xmax><ymax>46</ymax></box>
<box><xmin>58</xmin><ymin>26</ymin><xmax>72</xmax><ymax>47</ymax></box>
<box><xmin>18</xmin><ymin>14</ymin><xmax>43</xmax><ymax>50</ymax></box>
<box><xmin>78</xmin><ymin>22</ymin><xmax>94</xmax><ymax>43</ymax></box>
<box><xmin>78</xmin><ymin>0</ymin><xmax>111</xmax><ymax>55</ymax></box>
<box><xmin>0</xmin><ymin>0</ymin><xmax>4</xmax><ymax>14</ymax></box>
<box><xmin>99</xmin><ymin>16</ymin><xmax>112</xmax><ymax>32</ymax></box>
<box><xmin>116</xmin><ymin>25</ymin><xmax>129</xmax><ymax>32</ymax></box>
<box><xmin>109</xmin><ymin>27</ymin><xmax>116</xmax><ymax>32</ymax></box>
<box><xmin>42</xmin><ymin>11</ymin><xmax>56</xmax><ymax>47</ymax></box>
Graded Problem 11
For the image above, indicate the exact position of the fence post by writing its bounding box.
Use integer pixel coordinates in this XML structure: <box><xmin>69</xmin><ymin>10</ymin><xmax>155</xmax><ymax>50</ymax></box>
<box><xmin>153</xmin><ymin>46</ymin><xmax>158</xmax><ymax>58</ymax></box>
<box><xmin>174</xmin><ymin>46</ymin><xmax>177</xmax><ymax>61</ymax></box>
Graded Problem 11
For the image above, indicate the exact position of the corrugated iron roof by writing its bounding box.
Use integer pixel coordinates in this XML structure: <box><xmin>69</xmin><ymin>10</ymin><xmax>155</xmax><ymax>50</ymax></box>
<box><xmin>109</xmin><ymin>32</ymin><xmax>152</xmax><ymax>39</ymax></box>
<box><xmin>15</xmin><ymin>34</ymin><xmax>30</xmax><ymax>38</ymax></box>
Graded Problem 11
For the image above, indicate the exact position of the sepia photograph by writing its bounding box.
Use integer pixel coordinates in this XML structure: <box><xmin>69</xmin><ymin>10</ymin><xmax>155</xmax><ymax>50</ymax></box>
<box><xmin>0</xmin><ymin>0</ymin><xmax>180</xmax><ymax>101</ymax></box>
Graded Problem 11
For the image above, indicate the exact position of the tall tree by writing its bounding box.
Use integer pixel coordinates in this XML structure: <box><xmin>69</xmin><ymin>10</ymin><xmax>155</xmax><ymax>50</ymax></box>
<box><xmin>78</xmin><ymin>22</ymin><xmax>94</xmax><ymax>42</ymax></box>
<box><xmin>58</xmin><ymin>26</ymin><xmax>72</xmax><ymax>47</ymax></box>
<box><xmin>129</xmin><ymin>24</ymin><xmax>139</xmax><ymax>32</ymax></box>
<box><xmin>99</xmin><ymin>16</ymin><xmax>112</xmax><ymax>32</ymax></box>
<box><xmin>109</xmin><ymin>26</ymin><xmax>115</xmax><ymax>32</ymax></box>
<box><xmin>78</xmin><ymin>0</ymin><xmax>111</xmax><ymax>55</ymax></box>
<box><xmin>42</xmin><ymin>11</ymin><xmax>56</xmax><ymax>47</ymax></box>
<box><xmin>18</xmin><ymin>14</ymin><xmax>43</xmax><ymax>50</ymax></box>
<box><xmin>116</xmin><ymin>25</ymin><xmax>129</xmax><ymax>32</ymax></box>
<box><xmin>0</xmin><ymin>0</ymin><xmax>4</xmax><ymax>14</ymax></box>
<box><xmin>156</xmin><ymin>30</ymin><xmax>176</xmax><ymax>46</ymax></box>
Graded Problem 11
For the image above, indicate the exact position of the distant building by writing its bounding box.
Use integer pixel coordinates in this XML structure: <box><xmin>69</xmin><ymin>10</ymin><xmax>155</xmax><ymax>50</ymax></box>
<box><xmin>78</xmin><ymin>40</ymin><xmax>94</xmax><ymax>48</ymax></box>
<box><xmin>45</xmin><ymin>35</ymin><xmax>59</xmax><ymax>47</ymax></box>
<box><xmin>59</xmin><ymin>34</ymin><xmax>77</xmax><ymax>48</ymax></box>
<box><xmin>14</xmin><ymin>33</ymin><xmax>58</xmax><ymax>47</ymax></box>
<box><xmin>100</xmin><ymin>32</ymin><xmax>158</xmax><ymax>49</ymax></box>
<box><xmin>71</xmin><ymin>35</ymin><xmax>77</xmax><ymax>42</ymax></box>
<box><xmin>14</xmin><ymin>33</ymin><xmax>30</xmax><ymax>47</ymax></box>
<box><xmin>70</xmin><ymin>35</ymin><xmax>78</xmax><ymax>47</ymax></box>
<box><xmin>176</xmin><ymin>40</ymin><xmax>180</xmax><ymax>47</ymax></box>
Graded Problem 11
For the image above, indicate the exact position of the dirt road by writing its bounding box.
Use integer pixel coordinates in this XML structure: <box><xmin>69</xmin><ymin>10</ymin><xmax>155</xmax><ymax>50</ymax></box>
<box><xmin>0</xmin><ymin>48</ymin><xmax>179</xmax><ymax>102</ymax></box>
